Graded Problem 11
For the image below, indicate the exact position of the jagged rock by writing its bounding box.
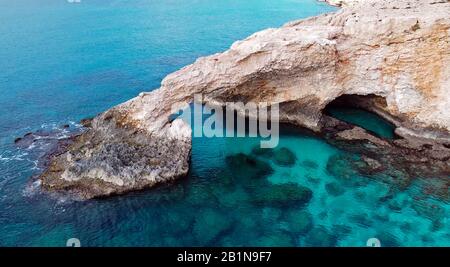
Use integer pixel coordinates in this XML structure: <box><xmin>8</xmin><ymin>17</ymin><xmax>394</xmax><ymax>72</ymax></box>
<box><xmin>80</xmin><ymin>118</ymin><xmax>93</xmax><ymax>128</ymax></box>
<box><xmin>252</xmin><ymin>145</ymin><xmax>297</xmax><ymax>167</ymax></box>
<box><xmin>40</xmin><ymin>113</ymin><xmax>191</xmax><ymax>199</ymax></box>
<box><xmin>335</xmin><ymin>127</ymin><xmax>390</xmax><ymax>147</ymax></box>
<box><xmin>39</xmin><ymin>0</ymin><xmax>450</xmax><ymax>198</ymax></box>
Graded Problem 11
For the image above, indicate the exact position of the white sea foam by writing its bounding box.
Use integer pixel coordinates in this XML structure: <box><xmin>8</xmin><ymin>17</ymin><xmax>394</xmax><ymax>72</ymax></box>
<box><xmin>22</xmin><ymin>179</ymin><xmax>41</xmax><ymax>197</ymax></box>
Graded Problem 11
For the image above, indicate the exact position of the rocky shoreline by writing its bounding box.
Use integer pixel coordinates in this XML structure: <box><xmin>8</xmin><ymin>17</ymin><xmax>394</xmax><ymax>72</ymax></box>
<box><xmin>36</xmin><ymin>0</ymin><xmax>449</xmax><ymax>199</ymax></box>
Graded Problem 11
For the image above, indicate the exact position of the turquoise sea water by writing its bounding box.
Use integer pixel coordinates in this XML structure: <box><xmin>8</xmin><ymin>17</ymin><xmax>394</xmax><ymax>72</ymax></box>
<box><xmin>327</xmin><ymin>107</ymin><xmax>396</xmax><ymax>139</ymax></box>
<box><xmin>0</xmin><ymin>0</ymin><xmax>448</xmax><ymax>247</ymax></box>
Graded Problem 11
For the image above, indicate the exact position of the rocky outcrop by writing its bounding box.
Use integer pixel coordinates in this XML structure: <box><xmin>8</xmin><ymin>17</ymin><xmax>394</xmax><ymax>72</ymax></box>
<box><xmin>41</xmin><ymin>109</ymin><xmax>191</xmax><ymax>199</ymax></box>
<box><xmin>40</xmin><ymin>0</ymin><xmax>450</xmax><ymax>199</ymax></box>
<box><xmin>320</xmin><ymin>0</ymin><xmax>361</xmax><ymax>7</ymax></box>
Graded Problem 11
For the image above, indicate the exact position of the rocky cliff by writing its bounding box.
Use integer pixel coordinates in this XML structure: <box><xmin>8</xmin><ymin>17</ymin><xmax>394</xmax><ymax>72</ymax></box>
<box><xmin>40</xmin><ymin>0</ymin><xmax>450</xmax><ymax>199</ymax></box>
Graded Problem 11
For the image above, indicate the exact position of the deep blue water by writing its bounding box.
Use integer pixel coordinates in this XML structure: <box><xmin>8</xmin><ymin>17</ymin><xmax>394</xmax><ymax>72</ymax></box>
<box><xmin>0</xmin><ymin>0</ymin><xmax>449</xmax><ymax>247</ymax></box>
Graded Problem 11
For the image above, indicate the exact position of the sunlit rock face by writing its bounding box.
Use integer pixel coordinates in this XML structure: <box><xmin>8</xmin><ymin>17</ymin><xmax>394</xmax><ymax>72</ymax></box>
<box><xmin>41</xmin><ymin>0</ymin><xmax>450</xmax><ymax>198</ymax></box>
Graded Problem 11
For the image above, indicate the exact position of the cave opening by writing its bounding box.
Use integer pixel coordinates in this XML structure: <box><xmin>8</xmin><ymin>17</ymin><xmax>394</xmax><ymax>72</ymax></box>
<box><xmin>324</xmin><ymin>94</ymin><xmax>397</xmax><ymax>139</ymax></box>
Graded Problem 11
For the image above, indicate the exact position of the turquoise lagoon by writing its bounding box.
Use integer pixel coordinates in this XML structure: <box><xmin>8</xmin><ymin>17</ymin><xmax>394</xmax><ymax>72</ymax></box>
<box><xmin>0</xmin><ymin>0</ymin><xmax>448</xmax><ymax>246</ymax></box>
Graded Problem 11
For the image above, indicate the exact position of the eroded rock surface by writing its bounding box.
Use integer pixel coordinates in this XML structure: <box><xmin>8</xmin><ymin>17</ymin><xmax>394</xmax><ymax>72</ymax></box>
<box><xmin>40</xmin><ymin>0</ymin><xmax>450</xmax><ymax>198</ymax></box>
<box><xmin>41</xmin><ymin>108</ymin><xmax>191</xmax><ymax>199</ymax></box>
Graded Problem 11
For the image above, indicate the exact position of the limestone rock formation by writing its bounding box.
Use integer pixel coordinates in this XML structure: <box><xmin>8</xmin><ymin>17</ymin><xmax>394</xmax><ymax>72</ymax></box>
<box><xmin>40</xmin><ymin>0</ymin><xmax>450</xmax><ymax>199</ymax></box>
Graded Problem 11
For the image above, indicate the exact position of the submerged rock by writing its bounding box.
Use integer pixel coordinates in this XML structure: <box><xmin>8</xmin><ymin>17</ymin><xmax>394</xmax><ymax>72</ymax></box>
<box><xmin>400</xmin><ymin>222</ymin><xmax>413</xmax><ymax>233</ymax></box>
<box><xmin>252</xmin><ymin>145</ymin><xmax>297</xmax><ymax>167</ymax></box>
<box><xmin>306</xmin><ymin>174</ymin><xmax>321</xmax><ymax>185</ymax></box>
<box><xmin>326</xmin><ymin>154</ymin><xmax>369</xmax><ymax>186</ymax></box>
<box><xmin>80</xmin><ymin>117</ymin><xmax>93</xmax><ymax>128</ymax></box>
<box><xmin>326</xmin><ymin>154</ymin><xmax>356</xmax><ymax>179</ymax></box>
<box><xmin>359</xmin><ymin>156</ymin><xmax>385</xmax><ymax>175</ymax></box>
<box><xmin>284</xmin><ymin>209</ymin><xmax>313</xmax><ymax>234</ymax></box>
<box><xmin>418</xmin><ymin>177</ymin><xmax>449</xmax><ymax>202</ymax></box>
<box><xmin>251</xmin><ymin>146</ymin><xmax>275</xmax><ymax>159</ymax></box>
<box><xmin>318</xmin><ymin>211</ymin><xmax>328</xmax><ymax>220</ymax></box>
<box><xmin>225</xmin><ymin>153</ymin><xmax>274</xmax><ymax>180</ymax></box>
<box><xmin>38</xmin><ymin>0</ymin><xmax>450</xmax><ymax>198</ymax></box>
<box><xmin>252</xmin><ymin>182</ymin><xmax>313</xmax><ymax>208</ymax></box>
<box><xmin>273</xmin><ymin>147</ymin><xmax>297</xmax><ymax>167</ymax></box>
<box><xmin>387</xmin><ymin>200</ymin><xmax>403</xmax><ymax>212</ymax></box>
<box><xmin>325</xmin><ymin>182</ymin><xmax>345</xmax><ymax>196</ymax></box>
<box><xmin>353</xmin><ymin>191</ymin><xmax>368</xmax><ymax>202</ymax></box>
